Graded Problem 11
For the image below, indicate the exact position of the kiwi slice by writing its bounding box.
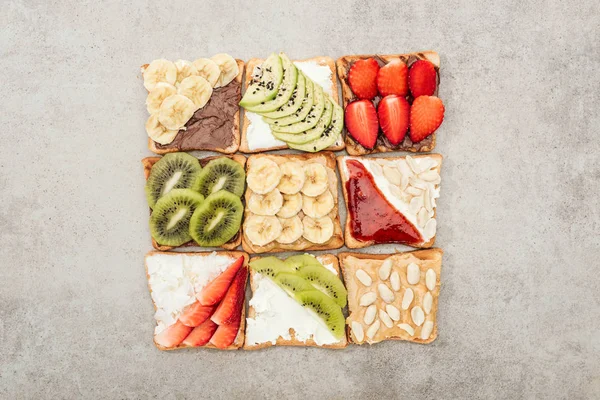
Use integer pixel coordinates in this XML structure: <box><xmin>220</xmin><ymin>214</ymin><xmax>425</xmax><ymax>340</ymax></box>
<box><xmin>249</xmin><ymin>256</ymin><xmax>293</xmax><ymax>278</ymax></box>
<box><xmin>294</xmin><ymin>290</ymin><xmax>345</xmax><ymax>339</ymax></box>
<box><xmin>272</xmin><ymin>272</ymin><xmax>315</xmax><ymax>296</ymax></box>
<box><xmin>145</xmin><ymin>152</ymin><xmax>202</xmax><ymax>209</ymax></box>
<box><xmin>197</xmin><ymin>158</ymin><xmax>245</xmax><ymax>198</ymax></box>
<box><xmin>149</xmin><ymin>189</ymin><xmax>204</xmax><ymax>246</ymax></box>
<box><xmin>189</xmin><ymin>190</ymin><xmax>243</xmax><ymax>247</ymax></box>
<box><xmin>297</xmin><ymin>265</ymin><xmax>348</xmax><ymax>308</ymax></box>
<box><xmin>284</xmin><ymin>254</ymin><xmax>323</xmax><ymax>271</ymax></box>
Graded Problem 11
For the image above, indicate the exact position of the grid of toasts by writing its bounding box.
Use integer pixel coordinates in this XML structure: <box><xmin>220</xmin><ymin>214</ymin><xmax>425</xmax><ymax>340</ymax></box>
<box><xmin>140</xmin><ymin>51</ymin><xmax>446</xmax><ymax>350</ymax></box>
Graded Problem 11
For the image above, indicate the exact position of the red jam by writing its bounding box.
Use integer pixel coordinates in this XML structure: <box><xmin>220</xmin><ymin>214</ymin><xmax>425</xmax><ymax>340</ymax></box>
<box><xmin>345</xmin><ymin>159</ymin><xmax>423</xmax><ymax>245</ymax></box>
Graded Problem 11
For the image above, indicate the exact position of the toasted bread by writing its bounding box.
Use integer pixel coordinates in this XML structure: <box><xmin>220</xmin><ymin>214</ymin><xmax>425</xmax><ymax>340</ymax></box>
<box><xmin>336</xmin><ymin>51</ymin><xmax>440</xmax><ymax>155</ymax></box>
<box><xmin>243</xmin><ymin>254</ymin><xmax>348</xmax><ymax>350</ymax></box>
<box><xmin>239</xmin><ymin>56</ymin><xmax>344</xmax><ymax>153</ymax></box>
<box><xmin>142</xmin><ymin>154</ymin><xmax>246</xmax><ymax>251</ymax></box>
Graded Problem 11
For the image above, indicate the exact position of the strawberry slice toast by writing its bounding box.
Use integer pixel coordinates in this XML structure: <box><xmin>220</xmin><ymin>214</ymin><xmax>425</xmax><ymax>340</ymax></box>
<box><xmin>145</xmin><ymin>251</ymin><xmax>249</xmax><ymax>351</ymax></box>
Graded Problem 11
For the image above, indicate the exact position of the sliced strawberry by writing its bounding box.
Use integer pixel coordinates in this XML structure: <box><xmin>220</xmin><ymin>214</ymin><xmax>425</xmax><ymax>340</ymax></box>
<box><xmin>197</xmin><ymin>256</ymin><xmax>244</xmax><ymax>306</ymax></box>
<box><xmin>408</xmin><ymin>60</ymin><xmax>437</xmax><ymax>98</ymax></box>
<box><xmin>377</xmin><ymin>59</ymin><xmax>408</xmax><ymax>97</ymax></box>
<box><xmin>179</xmin><ymin>301</ymin><xmax>214</xmax><ymax>327</ymax></box>
<box><xmin>409</xmin><ymin>96</ymin><xmax>445</xmax><ymax>143</ymax></box>
<box><xmin>210</xmin><ymin>321</ymin><xmax>241</xmax><ymax>349</ymax></box>
<box><xmin>154</xmin><ymin>320</ymin><xmax>193</xmax><ymax>349</ymax></box>
<box><xmin>348</xmin><ymin>58</ymin><xmax>379</xmax><ymax>100</ymax></box>
<box><xmin>378</xmin><ymin>95</ymin><xmax>410</xmax><ymax>145</ymax></box>
<box><xmin>211</xmin><ymin>266</ymin><xmax>247</xmax><ymax>325</ymax></box>
<box><xmin>345</xmin><ymin>100</ymin><xmax>379</xmax><ymax>149</ymax></box>
<box><xmin>182</xmin><ymin>319</ymin><xmax>218</xmax><ymax>347</ymax></box>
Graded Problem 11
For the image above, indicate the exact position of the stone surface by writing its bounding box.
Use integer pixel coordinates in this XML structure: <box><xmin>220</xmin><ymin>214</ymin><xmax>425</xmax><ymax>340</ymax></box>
<box><xmin>1</xmin><ymin>0</ymin><xmax>599</xmax><ymax>399</ymax></box>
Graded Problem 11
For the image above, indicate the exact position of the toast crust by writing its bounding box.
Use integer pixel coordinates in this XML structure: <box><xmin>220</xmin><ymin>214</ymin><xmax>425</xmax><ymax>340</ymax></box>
<box><xmin>338</xmin><ymin>249</ymin><xmax>443</xmax><ymax>345</ymax></box>
<box><xmin>242</xmin><ymin>152</ymin><xmax>344</xmax><ymax>254</ymax></box>
<box><xmin>142</xmin><ymin>154</ymin><xmax>246</xmax><ymax>251</ymax></box>
<box><xmin>239</xmin><ymin>56</ymin><xmax>344</xmax><ymax>153</ymax></box>
<box><xmin>243</xmin><ymin>254</ymin><xmax>348</xmax><ymax>350</ymax></box>
<box><xmin>337</xmin><ymin>154</ymin><xmax>442</xmax><ymax>249</ymax></box>
<box><xmin>145</xmin><ymin>59</ymin><xmax>244</xmax><ymax>155</ymax></box>
<box><xmin>145</xmin><ymin>250</ymin><xmax>249</xmax><ymax>351</ymax></box>
<box><xmin>336</xmin><ymin>51</ymin><xmax>440</xmax><ymax>155</ymax></box>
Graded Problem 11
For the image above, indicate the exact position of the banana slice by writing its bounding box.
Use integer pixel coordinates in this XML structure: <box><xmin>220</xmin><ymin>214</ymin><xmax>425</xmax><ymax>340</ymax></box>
<box><xmin>302</xmin><ymin>215</ymin><xmax>334</xmax><ymax>244</ymax></box>
<box><xmin>276</xmin><ymin>216</ymin><xmax>303</xmax><ymax>244</ymax></box>
<box><xmin>174</xmin><ymin>59</ymin><xmax>199</xmax><ymax>86</ymax></box>
<box><xmin>245</xmin><ymin>215</ymin><xmax>282</xmax><ymax>246</ymax></box>
<box><xmin>277</xmin><ymin>193</ymin><xmax>303</xmax><ymax>218</ymax></box>
<box><xmin>192</xmin><ymin>58</ymin><xmax>221</xmax><ymax>87</ymax></box>
<box><xmin>158</xmin><ymin>94</ymin><xmax>196</xmax><ymax>130</ymax></box>
<box><xmin>143</xmin><ymin>59</ymin><xmax>177</xmax><ymax>91</ymax></box>
<box><xmin>301</xmin><ymin>163</ymin><xmax>329</xmax><ymax>197</ymax></box>
<box><xmin>277</xmin><ymin>162</ymin><xmax>306</xmax><ymax>194</ymax></box>
<box><xmin>178</xmin><ymin>76</ymin><xmax>213</xmax><ymax>110</ymax></box>
<box><xmin>247</xmin><ymin>158</ymin><xmax>282</xmax><ymax>194</ymax></box>
<box><xmin>211</xmin><ymin>53</ymin><xmax>239</xmax><ymax>88</ymax></box>
<box><xmin>145</xmin><ymin>114</ymin><xmax>179</xmax><ymax>145</ymax></box>
<box><xmin>146</xmin><ymin>82</ymin><xmax>177</xmax><ymax>114</ymax></box>
<box><xmin>248</xmin><ymin>189</ymin><xmax>283</xmax><ymax>216</ymax></box>
<box><xmin>302</xmin><ymin>190</ymin><xmax>334</xmax><ymax>219</ymax></box>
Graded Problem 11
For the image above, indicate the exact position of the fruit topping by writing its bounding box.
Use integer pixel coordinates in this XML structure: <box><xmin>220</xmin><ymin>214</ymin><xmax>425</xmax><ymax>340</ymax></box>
<box><xmin>301</xmin><ymin>215</ymin><xmax>334</xmax><ymax>244</ymax></box>
<box><xmin>348</xmin><ymin>58</ymin><xmax>379</xmax><ymax>100</ymax></box>
<box><xmin>249</xmin><ymin>256</ymin><xmax>294</xmax><ymax>278</ymax></box>
<box><xmin>283</xmin><ymin>254</ymin><xmax>322</xmax><ymax>271</ymax></box>
<box><xmin>177</xmin><ymin>75</ymin><xmax>213</xmax><ymax>111</ymax></box>
<box><xmin>192</xmin><ymin>58</ymin><xmax>221</xmax><ymax>87</ymax></box>
<box><xmin>210</xmin><ymin>320</ymin><xmax>241</xmax><ymax>349</ymax></box>
<box><xmin>149</xmin><ymin>189</ymin><xmax>204</xmax><ymax>247</ymax></box>
<box><xmin>293</xmin><ymin>290</ymin><xmax>345</xmax><ymax>339</ymax></box>
<box><xmin>272</xmin><ymin>272</ymin><xmax>315</xmax><ymax>296</ymax></box>
<box><xmin>211</xmin><ymin>266</ymin><xmax>248</xmax><ymax>325</ymax></box>
<box><xmin>197</xmin><ymin>256</ymin><xmax>244</xmax><ymax>306</ymax></box>
<box><xmin>246</xmin><ymin>158</ymin><xmax>282</xmax><ymax>194</ymax></box>
<box><xmin>239</xmin><ymin>53</ymin><xmax>283</xmax><ymax>106</ymax></box>
<box><xmin>297</xmin><ymin>264</ymin><xmax>348</xmax><ymax>307</ymax></box>
<box><xmin>409</xmin><ymin>96</ymin><xmax>445</xmax><ymax>143</ymax></box>
<box><xmin>378</xmin><ymin>95</ymin><xmax>410</xmax><ymax>145</ymax></box>
<box><xmin>210</xmin><ymin>53</ymin><xmax>240</xmax><ymax>88</ymax></box>
<box><xmin>377</xmin><ymin>58</ymin><xmax>408</xmax><ymax>97</ymax></box>
<box><xmin>301</xmin><ymin>163</ymin><xmax>329</xmax><ymax>197</ymax></box>
<box><xmin>179</xmin><ymin>302</ymin><xmax>214</xmax><ymax>327</ymax></box>
<box><xmin>276</xmin><ymin>215</ymin><xmax>303</xmax><ymax>244</ymax></box>
<box><xmin>154</xmin><ymin>320</ymin><xmax>193</xmax><ymax>348</ymax></box>
<box><xmin>408</xmin><ymin>60</ymin><xmax>437</xmax><ymax>98</ymax></box>
<box><xmin>145</xmin><ymin>152</ymin><xmax>202</xmax><ymax>209</ymax></box>
<box><xmin>196</xmin><ymin>157</ymin><xmax>246</xmax><ymax>198</ymax></box>
<box><xmin>181</xmin><ymin>319</ymin><xmax>218</xmax><ymax>347</ymax></box>
<box><xmin>244</xmin><ymin>215</ymin><xmax>283</xmax><ymax>246</ymax></box>
<box><xmin>345</xmin><ymin>100</ymin><xmax>379</xmax><ymax>149</ymax></box>
<box><xmin>143</xmin><ymin>59</ymin><xmax>177</xmax><ymax>91</ymax></box>
<box><xmin>188</xmin><ymin>190</ymin><xmax>243</xmax><ymax>247</ymax></box>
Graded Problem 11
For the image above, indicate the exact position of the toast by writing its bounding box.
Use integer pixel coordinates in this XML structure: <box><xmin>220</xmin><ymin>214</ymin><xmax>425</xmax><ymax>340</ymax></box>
<box><xmin>144</xmin><ymin>59</ymin><xmax>245</xmax><ymax>155</ymax></box>
<box><xmin>337</xmin><ymin>154</ymin><xmax>442</xmax><ymax>249</ymax></box>
<box><xmin>145</xmin><ymin>251</ymin><xmax>249</xmax><ymax>350</ymax></box>
<box><xmin>339</xmin><ymin>249</ymin><xmax>443</xmax><ymax>345</ymax></box>
<box><xmin>336</xmin><ymin>51</ymin><xmax>440</xmax><ymax>155</ymax></box>
<box><xmin>242</xmin><ymin>152</ymin><xmax>344</xmax><ymax>253</ymax></box>
<box><xmin>142</xmin><ymin>154</ymin><xmax>246</xmax><ymax>251</ymax></box>
<box><xmin>239</xmin><ymin>56</ymin><xmax>345</xmax><ymax>153</ymax></box>
<box><xmin>243</xmin><ymin>254</ymin><xmax>348</xmax><ymax>350</ymax></box>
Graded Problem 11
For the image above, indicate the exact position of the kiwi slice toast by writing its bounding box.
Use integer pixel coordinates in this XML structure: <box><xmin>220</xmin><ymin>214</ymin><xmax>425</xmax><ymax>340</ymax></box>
<box><xmin>297</xmin><ymin>265</ymin><xmax>348</xmax><ymax>308</ymax></box>
<box><xmin>189</xmin><ymin>190</ymin><xmax>243</xmax><ymax>247</ymax></box>
<box><xmin>284</xmin><ymin>254</ymin><xmax>323</xmax><ymax>271</ymax></box>
<box><xmin>272</xmin><ymin>272</ymin><xmax>315</xmax><ymax>296</ymax></box>
<box><xmin>197</xmin><ymin>157</ymin><xmax>245</xmax><ymax>198</ymax></box>
<box><xmin>145</xmin><ymin>152</ymin><xmax>202</xmax><ymax>209</ymax></box>
<box><xmin>294</xmin><ymin>290</ymin><xmax>345</xmax><ymax>339</ymax></box>
<box><xmin>149</xmin><ymin>189</ymin><xmax>204</xmax><ymax>246</ymax></box>
<box><xmin>249</xmin><ymin>256</ymin><xmax>294</xmax><ymax>278</ymax></box>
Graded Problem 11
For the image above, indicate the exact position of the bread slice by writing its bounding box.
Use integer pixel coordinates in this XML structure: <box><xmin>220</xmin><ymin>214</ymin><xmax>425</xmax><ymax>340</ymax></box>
<box><xmin>338</xmin><ymin>249</ymin><xmax>443</xmax><ymax>345</ymax></box>
<box><xmin>144</xmin><ymin>59</ymin><xmax>245</xmax><ymax>155</ymax></box>
<box><xmin>142</xmin><ymin>154</ymin><xmax>246</xmax><ymax>251</ymax></box>
<box><xmin>336</xmin><ymin>51</ymin><xmax>440</xmax><ymax>155</ymax></box>
<box><xmin>239</xmin><ymin>56</ymin><xmax>344</xmax><ymax>153</ymax></box>
<box><xmin>243</xmin><ymin>254</ymin><xmax>348</xmax><ymax>350</ymax></box>
<box><xmin>337</xmin><ymin>154</ymin><xmax>442</xmax><ymax>249</ymax></box>
<box><xmin>145</xmin><ymin>250</ymin><xmax>249</xmax><ymax>351</ymax></box>
<box><xmin>242</xmin><ymin>152</ymin><xmax>344</xmax><ymax>253</ymax></box>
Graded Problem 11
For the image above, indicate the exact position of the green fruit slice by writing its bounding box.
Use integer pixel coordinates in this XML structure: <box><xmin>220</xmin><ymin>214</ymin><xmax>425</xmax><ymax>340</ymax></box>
<box><xmin>289</xmin><ymin>100</ymin><xmax>344</xmax><ymax>153</ymax></box>
<box><xmin>197</xmin><ymin>157</ymin><xmax>245</xmax><ymax>198</ymax></box>
<box><xmin>263</xmin><ymin>78</ymin><xmax>314</xmax><ymax>127</ymax></box>
<box><xmin>272</xmin><ymin>272</ymin><xmax>315</xmax><ymax>296</ymax></box>
<box><xmin>270</xmin><ymin>83</ymin><xmax>325</xmax><ymax>134</ymax></box>
<box><xmin>249</xmin><ymin>256</ymin><xmax>293</xmax><ymax>278</ymax></box>
<box><xmin>150</xmin><ymin>189</ymin><xmax>205</xmax><ymax>246</ymax></box>
<box><xmin>297</xmin><ymin>264</ymin><xmax>348</xmax><ymax>308</ymax></box>
<box><xmin>240</xmin><ymin>53</ymin><xmax>284</xmax><ymax>107</ymax></box>
<box><xmin>272</xmin><ymin>98</ymin><xmax>333</xmax><ymax>144</ymax></box>
<box><xmin>145</xmin><ymin>152</ymin><xmax>202</xmax><ymax>209</ymax></box>
<box><xmin>189</xmin><ymin>190</ymin><xmax>243</xmax><ymax>247</ymax></box>
<box><xmin>294</xmin><ymin>290</ymin><xmax>345</xmax><ymax>340</ymax></box>
<box><xmin>244</xmin><ymin>53</ymin><xmax>297</xmax><ymax>113</ymax></box>
<box><xmin>261</xmin><ymin>72</ymin><xmax>306</xmax><ymax>119</ymax></box>
<box><xmin>284</xmin><ymin>254</ymin><xmax>323</xmax><ymax>271</ymax></box>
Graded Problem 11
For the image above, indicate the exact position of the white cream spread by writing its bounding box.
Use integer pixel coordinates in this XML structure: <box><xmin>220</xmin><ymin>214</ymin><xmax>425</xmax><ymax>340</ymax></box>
<box><xmin>245</xmin><ymin>256</ymin><xmax>341</xmax><ymax>346</ymax></box>
<box><xmin>146</xmin><ymin>252</ymin><xmax>236</xmax><ymax>335</ymax></box>
<box><xmin>245</xmin><ymin>60</ymin><xmax>335</xmax><ymax>151</ymax></box>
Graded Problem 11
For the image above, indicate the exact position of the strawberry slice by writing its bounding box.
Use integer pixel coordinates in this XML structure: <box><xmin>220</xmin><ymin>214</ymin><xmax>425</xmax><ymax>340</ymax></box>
<box><xmin>211</xmin><ymin>266</ymin><xmax>247</xmax><ymax>325</ymax></box>
<box><xmin>408</xmin><ymin>60</ymin><xmax>437</xmax><ymax>98</ymax></box>
<box><xmin>197</xmin><ymin>256</ymin><xmax>244</xmax><ymax>306</ymax></box>
<box><xmin>182</xmin><ymin>318</ymin><xmax>218</xmax><ymax>347</ymax></box>
<box><xmin>378</xmin><ymin>95</ymin><xmax>410</xmax><ymax>145</ymax></box>
<box><xmin>210</xmin><ymin>320</ymin><xmax>241</xmax><ymax>349</ymax></box>
<box><xmin>154</xmin><ymin>320</ymin><xmax>193</xmax><ymax>349</ymax></box>
<box><xmin>179</xmin><ymin>301</ymin><xmax>214</xmax><ymax>327</ymax></box>
<box><xmin>348</xmin><ymin>58</ymin><xmax>379</xmax><ymax>100</ymax></box>
<box><xmin>345</xmin><ymin>100</ymin><xmax>379</xmax><ymax>149</ymax></box>
<box><xmin>377</xmin><ymin>59</ymin><xmax>408</xmax><ymax>97</ymax></box>
<box><xmin>409</xmin><ymin>96</ymin><xmax>445</xmax><ymax>143</ymax></box>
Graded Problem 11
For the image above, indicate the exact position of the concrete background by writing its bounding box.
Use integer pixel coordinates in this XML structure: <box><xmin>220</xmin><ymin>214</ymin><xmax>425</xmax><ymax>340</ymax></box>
<box><xmin>1</xmin><ymin>0</ymin><xmax>599</xmax><ymax>398</ymax></box>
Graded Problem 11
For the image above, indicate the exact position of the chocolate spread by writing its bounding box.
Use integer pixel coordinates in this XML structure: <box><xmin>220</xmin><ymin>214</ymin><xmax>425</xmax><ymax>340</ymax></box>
<box><xmin>156</xmin><ymin>79</ymin><xmax>241</xmax><ymax>151</ymax></box>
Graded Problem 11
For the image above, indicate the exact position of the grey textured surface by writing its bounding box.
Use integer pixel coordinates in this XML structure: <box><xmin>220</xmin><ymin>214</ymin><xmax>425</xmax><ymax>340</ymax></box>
<box><xmin>1</xmin><ymin>0</ymin><xmax>599</xmax><ymax>399</ymax></box>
